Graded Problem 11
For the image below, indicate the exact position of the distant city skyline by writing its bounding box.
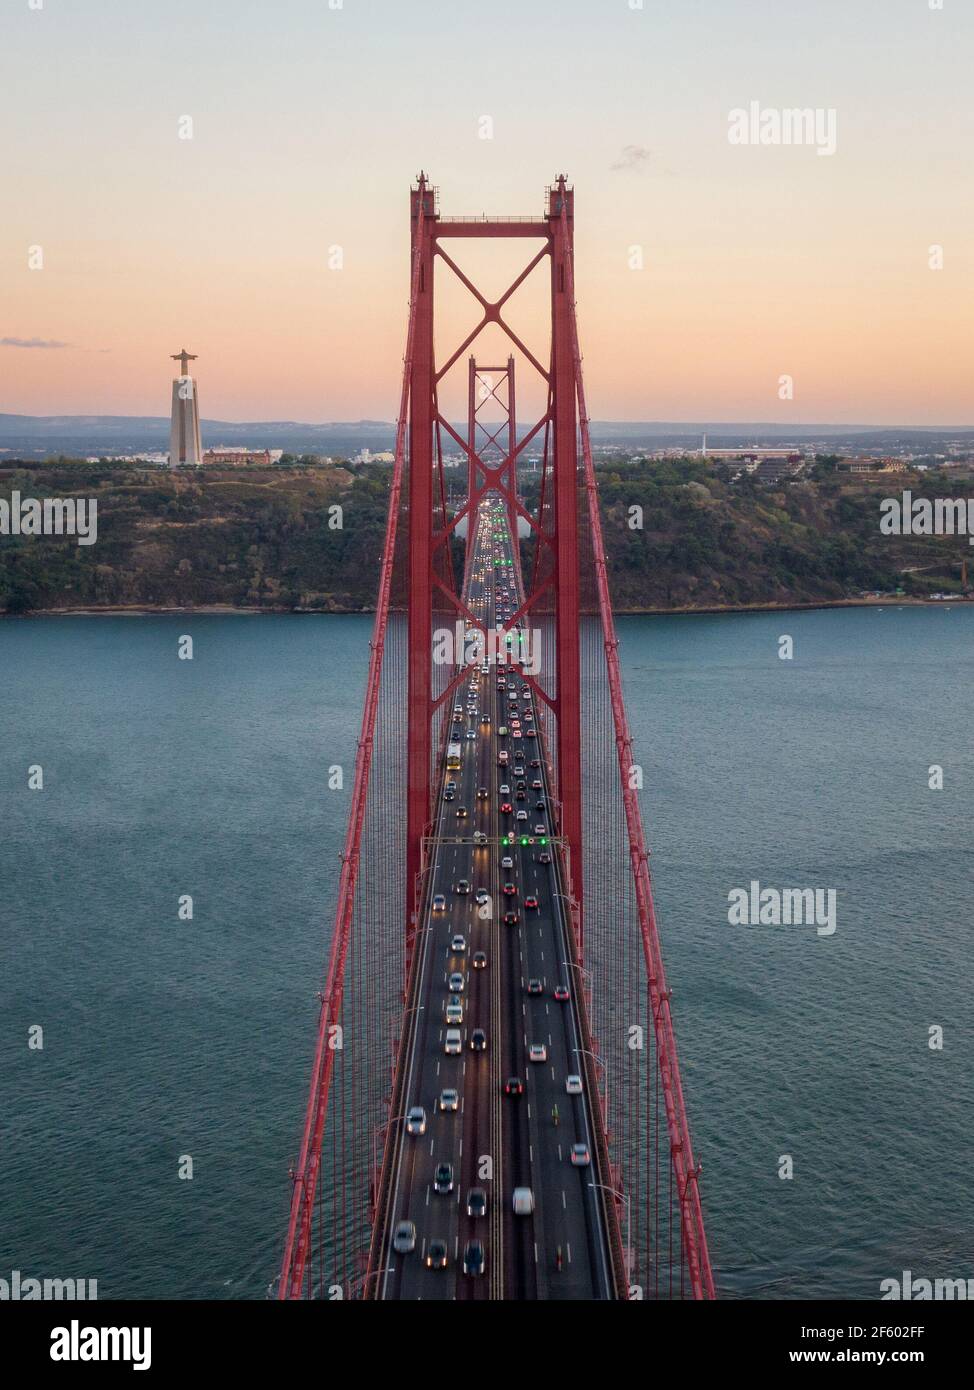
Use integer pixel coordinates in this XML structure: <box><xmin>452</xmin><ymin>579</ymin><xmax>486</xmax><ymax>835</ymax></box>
<box><xmin>3</xmin><ymin>0</ymin><xmax>973</xmax><ymax>425</ymax></box>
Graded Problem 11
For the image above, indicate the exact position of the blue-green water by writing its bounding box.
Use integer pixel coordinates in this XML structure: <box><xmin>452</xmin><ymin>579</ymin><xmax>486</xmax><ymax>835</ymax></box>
<box><xmin>1</xmin><ymin>607</ymin><xmax>971</xmax><ymax>1299</ymax></box>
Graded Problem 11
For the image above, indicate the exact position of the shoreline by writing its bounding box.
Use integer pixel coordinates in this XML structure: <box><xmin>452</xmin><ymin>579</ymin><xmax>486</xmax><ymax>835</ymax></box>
<box><xmin>4</xmin><ymin>595</ymin><xmax>971</xmax><ymax>620</ymax></box>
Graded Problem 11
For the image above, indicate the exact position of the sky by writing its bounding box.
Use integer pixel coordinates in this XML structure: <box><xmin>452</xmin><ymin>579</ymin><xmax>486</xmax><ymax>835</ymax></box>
<box><xmin>1</xmin><ymin>0</ymin><xmax>972</xmax><ymax>426</ymax></box>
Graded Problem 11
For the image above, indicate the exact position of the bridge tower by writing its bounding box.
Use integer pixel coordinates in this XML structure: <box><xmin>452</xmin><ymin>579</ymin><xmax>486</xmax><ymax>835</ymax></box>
<box><xmin>405</xmin><ymin>176</ymin><xmax>583</xmax><ymax>962</ymax></box>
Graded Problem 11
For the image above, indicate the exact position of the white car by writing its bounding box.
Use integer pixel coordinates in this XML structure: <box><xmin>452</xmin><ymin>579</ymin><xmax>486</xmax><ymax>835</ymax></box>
<box><xmin>565</xmin><ymin>1074</ymin><xmax>583</xmax><ymax>1095</ymax></box>
<box><xmin>499</xmin><ymin>784</ymin><xmax>511</xmax><ymax>796</ymax></box>
<box><xmin>445</xmin><ymin>998</ymin><xmax>463</xmax><ymax>1025</ymax></box>
<box><xmin>512</xmin><ymin>1186</ymin><xmax>535</xmax><ymax>1216</ymax></box>
<box><xmin>475</xmin><ymin>889</ymin><xmax>490</xmax><ymax>905</ymax></box>
<box><xmin>444</xmin><ymin>1029</ymin><xmax>462</xmax><ymax>1055</ymax></box>
<box><xmin>406</xmin><ymin>1106</ymin><xmax>427</xmax><ymax>1136</ymax></box>
<box><xmin>450</xmin><ymin>934</ymin><xmax>467</xmax><ymax>954</ymax></box>
<box><xmin>393</xmin><ymin>1219</ymin><xmax>417</xmax><ymax>1254</ymax></box>
<box><xmin>528</xmin><ymin>1043</ymin><xmax>547</xmax><ymax>1064</ymax></box>
<box><xmin>516</xmin><ymin>810</ymin><xmax>528</xmax><ymax>822</ymax></box>
<box><xmin>448</xmin><ymin>971</ymin><xmax>464</xmax><ymax>993</ymax></box>
<box><xmin>439</xmin><ymin>1088</ymin><xmax>459</xmax><ymax>1113</ymax></box>
<box><xmin>432</xmin><ymin>894</ymin><xmax>446</xmax><ymax>911</ymax></box>
<box><xmin>501</xmin><ymin>856</ymin><xmax>513</xmax><ymax>870</ymax></box>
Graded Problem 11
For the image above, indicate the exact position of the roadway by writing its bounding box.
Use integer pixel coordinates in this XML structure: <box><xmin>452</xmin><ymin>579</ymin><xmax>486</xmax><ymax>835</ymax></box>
<box><xmin>377</xmin><ymin>494</ymin><xmax>614</xmax><ymax>1300</ymax></box>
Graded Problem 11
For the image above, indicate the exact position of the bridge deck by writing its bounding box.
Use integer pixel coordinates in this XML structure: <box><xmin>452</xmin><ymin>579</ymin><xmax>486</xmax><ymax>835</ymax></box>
<box><xmin>372</xmin><ymin>496</ymin><xmax>617</xmax><ymax>1299</ymax></box>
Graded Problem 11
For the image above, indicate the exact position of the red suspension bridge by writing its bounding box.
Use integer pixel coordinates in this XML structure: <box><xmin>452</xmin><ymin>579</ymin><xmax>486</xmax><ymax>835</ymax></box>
<box><xmin>277</xmin><ymin>176</ymin><xmax>715</xmax><ymax>1301</ymax></box>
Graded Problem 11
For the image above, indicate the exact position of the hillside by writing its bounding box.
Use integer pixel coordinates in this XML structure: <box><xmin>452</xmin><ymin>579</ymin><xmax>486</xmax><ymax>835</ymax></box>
<box><xmin>1</xmin><ymin>457</ymin><xmax>972</xmax><ymax>615</ymax></box>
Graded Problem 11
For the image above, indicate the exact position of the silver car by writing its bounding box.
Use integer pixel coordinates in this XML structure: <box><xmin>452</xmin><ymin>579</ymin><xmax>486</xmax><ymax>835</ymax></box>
<box><xmin>393</xmin><ymin>1219</ymin><xmax>416</xmax><ymax>1254</ymax></box>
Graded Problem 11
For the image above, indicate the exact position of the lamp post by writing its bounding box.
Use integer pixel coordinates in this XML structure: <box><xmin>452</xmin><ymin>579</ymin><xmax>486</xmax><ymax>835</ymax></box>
<box><xmin>588</xmin><ymin>1181</ymin><xmax>632</xmax><ymax>1288</ymax></box>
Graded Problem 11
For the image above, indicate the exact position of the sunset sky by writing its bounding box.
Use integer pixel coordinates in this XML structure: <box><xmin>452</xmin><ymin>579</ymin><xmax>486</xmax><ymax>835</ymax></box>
<box><xmin>2</xmin><ymin>0</ymin><xmax>972</xmax><ymax>425</ymax></box>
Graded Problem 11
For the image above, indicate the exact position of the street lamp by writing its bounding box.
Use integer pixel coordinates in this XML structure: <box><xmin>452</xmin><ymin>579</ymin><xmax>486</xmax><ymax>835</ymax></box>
<box><xmin>573</xmin><ymin>1045</ymin><xmax>609</xmax><ymax>1125</ymax></box>
<box><xmin>588</xmin><ymin>1181</ymin><xmax>632</xmax><ymax>1287</ymax></box>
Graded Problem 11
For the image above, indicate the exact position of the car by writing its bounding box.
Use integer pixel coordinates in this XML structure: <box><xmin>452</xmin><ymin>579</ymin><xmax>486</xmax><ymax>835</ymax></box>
<box><xmin>473</xmin><ymin>830</ymin><xmax>487</xmax><ymax>845</ymax></box>
<box><xmin>500</xmin><ymin>802</ymin><xmax>513</xmax><ymax>815</ymax></box>
<box><xmin>439</xmin><ymin>1087</ymin><xmax>459</xmax><ymax>1112</ymax></box>
<box><xmin>432</xmin><ymin>893</ymin><xmax>446</xmax><ymax>911</ymax></box>
<box><xmin>503</xmin><ymin>911</ymin><xmax>519</xmax><ymax>927</ymax></box>
<box><xmin>498</xmin><ymin>725</ymin><xmax>508</xmax><ymax>737</ymax></box>
<box><xmin>443</xmin><ymin>788</ymin><xmax>455</xmax><ymax>801</ymax></box>
<box><xmin>475</xmin><ymin>888</ymin><xmax>489</xmax><ymax>904</ymax></box>
<box><xmin>503</xmin><ymin>882</ymin><xmax>517</xmax><ymax>896</ymax></box>
<box><xmin>448</xmin><ymin>971</ymin><xmax>464</xmax><ymax>993</ymax></box>
<box><xmin>465</xmin><ymin>730</ymin><xmax>477</xmax><ymax>740</ymax></box>
<box><xmin>504</xmin><ymin>1076</ymin><xmax>524</xmax><ymax>1096</ymax></box>
<box><xmin>565</xmin><ymin>1074</ymin><xmax>583</xmax><ymax>1095</ymax></box>
<box><xmin>516</xmin><ymin>790</ymin><xmax>526</xmax><ymax>801</ymax></box>
<box><xmin>528</xmin><ymin>1043</ymin><xmax>547</xmax><ymax>1063</ymax></box>
<box><xmin>426</xmin><ymin>1239</ymin><xmax>448</xmax><ymax>1269</ymax></box>
<box><xmin>532</xmin><ymin>779</ymin><xmax>543</xmax><ymax>790</ymax></box>
<box><xmin>434</xmin><ymin>1162</ymin><xmax>454</xmax><ymax>1194</ymax></box>
<box><xmin>477</xmin><ymin>786</ymin><xmax>488</xmax><ymax>799</ymax></box>
<box><xmin>406</xmin><ymin>1106</ymin><xmax>427</xmax><ymax>1136</ymax></box>
<box><xmin>450</xmin><ymin>934</ymin><xmax>467</xmax><ymax>953</ymax></box>
<box><xmin>534</xmin><ymin>824</ymin><xmax>547</xmax><ymax>835</ymax></box>
<box><xmin>516</xmin><ymin>810</ymin><xmax>528</xmax><ymax>822</ymax></box>
<box><xmin>570</xmin><ymin>1142</ymin><xmax>591</xmax><ymax>1167</ymax></box>
<box><xmin>456</xmin><ymin>806</ymin><xmax>468</xmax><ymax>818</ymax></box>
<box><xmin>512</xmin><ymin>1187</ymin><xmax>535</xmax><ymax>1216</ymax></box>
<box><xmin>524</xmin><ymin>895</ymin><xmax>539</xmax><ymax>910</ymax></box>
<box><xmin>472</xmin><ymin>950</ymin><xmax>487</xmax><ymax>969</ymax></box>
<box><xmin>553</xmin><ymin>984</ymin><xmax>570</xmax><ymax>1002</ymax></box>
<box><xmin>530</xmin><ymin>759</ymin><xmax>541</xmax><ymax>769</ymax></box>
<box><xmin>537</xmin><ymin>852</ymin><xmax>552</xmax><ymax>865</ymax></box>
<box><xmin>456</xmin><ymin>879</ymin><xmax>471</xmax><ymax>895</ymax></box>
<box><xmin>501</xmin><ymin>856</ymin><xmax>514</xmax><ymax>870</ymax></box>
<box><xmin>444</xmin><ymin>1029</ymin><xmax>462</xmax><ymax>1055</ymax></box>
<box><xmin>463</xmin><ymin>1239</ymin><xmax>486</xmax><ymax>1277</ymax></box>
<box><xmin>466</xmin><ymin>1187</ymin><xmax>487</xmax><ymax>1218</ymax></box>
<box><xmin>499</xmin><ymin>784</ymin><xmax>511</xmax><ymax>796</ymax></box>
<box><xmin>393</xmin><ymin>1219</ymin><xmax>417</xmax><ymax>1254</ymax></box>
<box><xmin>469</xmin><ymin>1028</ymin><xmax>487</xmax><ymax>1052</ymax></box>
<box><xmin>445</xmin><ymin>998</ymin><xmax>463</xmax><ymax>1024</ymax></box>
<box><xmin>527</xmin><ymin>978</ymin><xmax>543</xmax><ymax>996</ymax></box>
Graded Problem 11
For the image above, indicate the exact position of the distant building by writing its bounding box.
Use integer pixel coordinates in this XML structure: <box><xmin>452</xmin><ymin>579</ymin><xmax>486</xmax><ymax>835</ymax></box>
<box><xmin>753</xmin><ymin>458</ymin><xmax>805</xmax><ymax>484</ymax></box>
<box><xmin>202</xmin><ymin>448</ymin><xmax>272</xmax><ymax>467</ymax></box>
<box><xmin>838</xmin><ymin>456</ymin><xmax>908</xmax><ymax>475</ymax></box>
<box><xmin>168</xmin><ymin>348</ymin><xmax>203</xmax><ymax>469</ymax></box>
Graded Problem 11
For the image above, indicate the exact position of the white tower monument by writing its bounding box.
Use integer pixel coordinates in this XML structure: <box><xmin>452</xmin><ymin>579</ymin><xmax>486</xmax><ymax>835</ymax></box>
<box><xmin>169</xmin><ymin>348</ymin><xmax>203</xmax><ymax>468</ymax></box>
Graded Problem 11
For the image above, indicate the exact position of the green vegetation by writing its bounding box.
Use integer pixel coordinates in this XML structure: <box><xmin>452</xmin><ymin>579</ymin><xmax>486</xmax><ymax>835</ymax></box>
<box><xmin>2</xmin><ymin>457</ymin><xmax>972</xmax><ymax>615</ymax></box>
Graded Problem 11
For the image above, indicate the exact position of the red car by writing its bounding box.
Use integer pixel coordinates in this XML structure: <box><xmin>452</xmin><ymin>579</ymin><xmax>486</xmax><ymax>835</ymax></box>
<box><xmin>553</xmin><ymin>984</ymin><xmax>570</xmax><ymax>1002</ymax></box>
<box><xmin>524</xmin><ymin>895</ymin><xmax>539</xmax><ymax>910</ymax></box>
<box><xmin>503</xmin><ymin>882</ymin><xmax>517</xmax><ymax>896</ymax></box>
<box><xmin>503</xmin><ymin>911</ymin><xmax>519</xmax><ymax>926</ymax></box>
<box><xmin>504</xmin><ymin>1076</ymin><xmax>524</xmax><ymax>1096</ymax></box>
<box><xmin>500</xmin><ymin>802</ymin><xmax>513</xmax><ymax>815</ymax></box>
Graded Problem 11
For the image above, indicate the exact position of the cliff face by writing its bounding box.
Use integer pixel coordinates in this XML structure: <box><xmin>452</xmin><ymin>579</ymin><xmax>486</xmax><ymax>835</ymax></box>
<box><xmin>1</xmin><ymin>459</ymin><xmax>971</xmax><ymax>615</ymax></box>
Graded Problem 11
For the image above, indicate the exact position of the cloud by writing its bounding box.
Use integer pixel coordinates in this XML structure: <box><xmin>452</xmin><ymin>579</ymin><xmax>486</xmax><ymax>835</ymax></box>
<box><xmin>610</xmin><ymin>144</ymin><xmax>655</xmax><ymax>173</ymax></box>
<box><xmin>610</xmin><ymin>144</ymin><xmax>675</xmax><ymax>175</ymax></box>
<box><xmin>1</xmin><ymin>336</ymin><xmax>72</xmax><ymax>349</ymax></box>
